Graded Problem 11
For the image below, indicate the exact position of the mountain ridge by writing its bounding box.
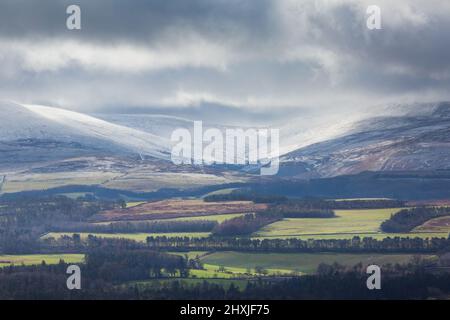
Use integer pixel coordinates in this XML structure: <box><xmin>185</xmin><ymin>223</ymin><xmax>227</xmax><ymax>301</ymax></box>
<box><xmin>282</xmin><ymin>101</ymin><xmax>450</xmax><ymax>177</ymax></box>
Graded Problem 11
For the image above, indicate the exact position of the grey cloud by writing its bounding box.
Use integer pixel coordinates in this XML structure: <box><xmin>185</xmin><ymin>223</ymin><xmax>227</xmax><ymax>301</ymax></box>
<box><xmin>1</xmin><ymin>0</ymin><xmax>450</xmax><ymax>120</ymax></box>
<box><xmin>0</xmin><ymin>0</ymin><xmax>276</xmax><ymax>45</ymax></box>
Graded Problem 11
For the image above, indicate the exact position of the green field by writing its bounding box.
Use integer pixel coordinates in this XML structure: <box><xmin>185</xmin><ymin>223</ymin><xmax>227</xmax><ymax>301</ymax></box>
<box><xmin>42</xmin><ymin>232</ymin><xmax>211</xmax><ymax>242</ymax></box>
<box><xmin>0</xmin><ymin>254</ymin><xmax>85</xmax><ymax>267</ymax></box>
<box><xmin>253</xmin><ymin>232</ymin><xmax>449</xmax><ymax>240</ymax></box>
<box><xmin>189</xmin><ymin>263</ymin><xmax>294</xmax><ymax>278</ymax></box>
<box><xmin>254</xmin><ymin>208</ymin><xmax>449</xmax><ymax>240</ymax></box>
<box><xmin>103</xmin><ymin>172</ymin><xmax>244</xmax><ymax>192</ymax></box>
<box><xmin>201</xmin><ymin>188</ymin><xmax>238</xmax><ymax>198</ymax></box>
<box><xmin>126</xmin><ymin>201</ymin><xmax>146</xmax><ymax>208</ymax></box>
<box><xmin>200</xmin><ymin>252</ymin><xmax>437</xmax><ymax>274</ymax></box>
<box><xmin>168</xmin><ymin>251</ymin><xmax>210</xmax><ymax>259</ymax></box>
<box><xmin>1</xmin><ymin>171</ymin><xmax>119</xmax><ymax>193</ymax></box>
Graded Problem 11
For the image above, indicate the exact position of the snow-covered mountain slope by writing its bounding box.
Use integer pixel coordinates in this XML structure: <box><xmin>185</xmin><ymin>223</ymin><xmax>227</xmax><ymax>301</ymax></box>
<box><xmin>0</xmin><ymin>101</ymin><xmax>171</xmax><ymax>161</ymax></box>
<box><xmin>283</xmin><ymin>102</ymin><xmax>450</xmax><ymax>177</ymax></box>
<box><xmin>3</xmin><ymin>100</ymin><xmax>450</xmax><ymax>178</ymax></box>
<box><xmin>94</xmin><ymin>114</ymin><xmax>196</xmax><ymax>139</ymax></box>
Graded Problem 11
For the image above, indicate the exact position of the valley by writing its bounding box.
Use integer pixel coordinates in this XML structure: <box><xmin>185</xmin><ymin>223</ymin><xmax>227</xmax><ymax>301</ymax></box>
<box><xmin>1</xmin><ymin>101</ymin><xmax>450</xmax><ymax>299</ymax></box>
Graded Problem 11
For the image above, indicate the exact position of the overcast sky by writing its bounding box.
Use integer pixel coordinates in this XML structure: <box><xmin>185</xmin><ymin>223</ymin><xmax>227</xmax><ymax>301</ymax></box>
<box><xmin>1</xmin><ymin>0</ymin><xmax>450</xmax><ymax>122</ymax></box>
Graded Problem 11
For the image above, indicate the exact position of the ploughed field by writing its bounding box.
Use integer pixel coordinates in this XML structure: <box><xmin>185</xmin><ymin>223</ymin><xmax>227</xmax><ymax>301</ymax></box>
<box><xmin>92</xmin><ymin>213</ymin><xmax>246</xmax><ymax>225</ymax></box>
<box><xmin>89</xmin><ymin>199</ymin><xmax>267</xmax><ymax>222</ymax></box>
<box><xmin>413</xmin><ymin>216</ymin><xmax>450</xmax><ymax>233</ymax></box>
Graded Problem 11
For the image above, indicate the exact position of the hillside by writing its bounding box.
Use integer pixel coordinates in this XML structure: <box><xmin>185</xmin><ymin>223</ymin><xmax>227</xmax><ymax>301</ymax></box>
<box><xmin>282</xmin><ymin>102</ymin><xmax>450</xmax><ymax>177</ymax></box>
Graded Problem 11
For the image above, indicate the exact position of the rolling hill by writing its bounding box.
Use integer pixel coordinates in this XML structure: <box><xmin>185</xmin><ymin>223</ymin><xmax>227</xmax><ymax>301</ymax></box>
<box><xmin>0</xmin><ymin>101</ymin><xmax>171</xmax><ymax>170</ymax></box>
<box><xmin>282</xmin><ymin>102</ymin><xmax>450</xmax><ymax>178</ymax></box>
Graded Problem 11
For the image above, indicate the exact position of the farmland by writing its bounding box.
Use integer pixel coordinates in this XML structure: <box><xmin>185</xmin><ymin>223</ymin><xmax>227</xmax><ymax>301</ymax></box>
<box><xmin>93</xmin><ymin>213</ymin><xmax>246</xmax><ymax>225</ymax></box>
<box><xmin>2</xmin><ymin>194</ymin><xmax>450</xmax><ymax>300</ymax></box>
<box><xmin>253</xmin><ymin>232</ymin><xmax>450</xmax><ymax>240</ymax></box>
<box><xmin>126</xmin><ymin>201</ymin><xmax>146</xmax><ymax>208</ymax></box>
<box><xmin>1</xmin><ymin>171</ymin><xmax>119</xmax><ymax>193</ymax></box>
<box><xmin>91</xmin><ymin>199</ymin><xmax>267</xmax><ymax>222</ymax></box>
<box><xmin>189</xmin><ymin>263</ymin><xmax>294</xmax><ymax>278</ymax></box>
<box><xmin>255</xmin><ymin>209</ymin><xmax>399</xmax><ymax>237</ymax></box>
<box><xmin>103</xmin><ymin>171</ymin><xmax>244</xmax><ymax>193</ymax></box>
<box><xmin>253</xmin><ymin>208</ymin><xmax>449</xmax><ymax>240</ymax></box>
<box><xmin>414</xmin><ymin>216</ymin><xmax>450</xmax><ymax>233</ymax></box>
<box><xmin>199</xmin><ymin>252</ymin><xmax>437</xmax><ymax>275</ymax></box>
<box><xmin>0</xmin><ymin>254</ymin><xmax>84</xmax><ymax>267</ymax></box>
<box><xmin>86</xmin><ymin>205</ymin><xmax>450</xmax><ymax>240</ymax></box>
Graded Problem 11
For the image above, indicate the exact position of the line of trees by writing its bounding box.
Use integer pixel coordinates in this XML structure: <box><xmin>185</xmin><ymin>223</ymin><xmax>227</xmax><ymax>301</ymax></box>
<box><xmin>0</xmin><ymin>196</ymin><xmax>120</xmax><ymax>254</ymax></box>
<box><xmin>204</xmin><ymin>193</ymin><xmax>287</xmax><ymax>203</ymax></box>
<box><xmin>211</xmin><ymin>213</ymin><xmax>282</xmax><ymax>236</ymax></box>
<box><xmin>203</xmin><ymin>191</ymin><xmax>406</xmax><ymax>209</ymax></box>
<box><xmin>0</xmin><ymin>196</ymin><xmax>118</xmax><ymax>228</ymax></box>
<box><xmin>49</xmin><ymin>220</ymin><xmax>218</xmax><ymax>234</ymax></box>
<box><xmin>0</xmin><ymin>227</ymin><xmax>42</xmax><ymax>254</ymax></box>
<box><xmin>40</xmin><ymin>233</ymin><xmax>450</xmax><ymax>254</ymax></box>
<box><xmin>262</xmin><ymin>204</ymin><xmax>335</xmax><ymax>218</ymax></box>
<box><xmin>85</xmin><ymin>247</ymin><xmax>189</xmax><ymax>281</ymax></box>
<box><xmin>381</xmin><ymin>206</ymin><xmax>450</xmax><ymax>233</ymax></box>
<box><xmin>146</xmin><ymin>234</ymin><xmax>450</xmax><ymax>253</ymax></box>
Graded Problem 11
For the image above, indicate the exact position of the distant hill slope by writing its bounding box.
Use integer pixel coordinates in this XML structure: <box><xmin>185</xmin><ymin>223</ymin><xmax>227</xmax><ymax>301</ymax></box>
<box><xmin>282</xmin><ymin>102</ymin><xmax>450</xmax><ymax>177</ymax></box>
<box><xmin>0</xmin><ymin>101</ymin><xmax>171</xmax><ymax>169</ymax></box>
<box><xmin>2</xmin><ymin>100</ymin><xmax>450</xmax><ymax>181</ymax></box>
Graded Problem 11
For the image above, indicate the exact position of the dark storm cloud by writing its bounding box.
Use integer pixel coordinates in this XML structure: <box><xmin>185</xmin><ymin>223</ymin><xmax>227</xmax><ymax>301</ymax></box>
<box><xmin>1</xmin><ymin>0</ymin><xmax>450</xmax><ymax>118</ymax></box>
<box><xmin>0</xmin><ymin>0</ymin><xmax>276</xmax><ymax>44</ymax></box>
<box><xmin>295</xmin><ymin>1</ymin><xmax>450</xmax><ymax>84</ymax></box>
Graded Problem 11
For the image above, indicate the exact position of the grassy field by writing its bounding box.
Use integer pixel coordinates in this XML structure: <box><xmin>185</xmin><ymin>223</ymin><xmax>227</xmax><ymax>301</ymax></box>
<box><xmin>42</xmin><ymin>232</ymin><xmax>211</xmax><ymax>242</ymax></box>
<box><xmin>189</xmin><ymin>263</ymin><xmax>294</xmax><ymax>278</ymax></box>
<box><xmin>126</xmin><ymin>201</ymin><xmax>146</xmax><ymax>208</ymax></box>
<box><xmin>168</xmin><ymin>251</ymin><xmax>210</xmax><ymax>259</ymax></box>
<box><xmin>253</xmin><ymin>232</ymin><xmax>450</xmax><ymax>240</ymax></box>
<box><xmin>1</xmin><ymin>171</ymin><xmax>119</xmax><ymax>193</ymax></box>
<box><xmin>103</xmin><ymin>172</ymin><xmax>243</xmax><ymax>193</ymax></box>
<box><xmin>200</xmin><ymin>252</ymin><xmax>437</xmax><ymax>274</ymax></box>
<box><xmin>0</xmin><ymin>254</ymin><xmax>85</xmax><ymax>267</ymax></box>
<box><xmin>201</xmin><ymin>188</ymin><xmax>238</xmax><ymax>198</ymax></box>
<box><xmin>254</xmin><ymin>208</ymin><xmax>449</xmax><ymax>240</ymax></box>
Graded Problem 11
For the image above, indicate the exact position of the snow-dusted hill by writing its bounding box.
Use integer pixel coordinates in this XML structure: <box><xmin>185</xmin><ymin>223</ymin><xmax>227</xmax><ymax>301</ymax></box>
<box><xmin>282</xmin><ymin>102</ymin><xmax>450</xmax><ymax>177</ymax></box>
<box><xmin>94</xmin><ymin>114</ymin><xmax>196</xmax><ymax>139</ymax></box>
<box><xmin>0</xmin><ymin>101</ymin><xmax>171</xmax><ymax>162</ymax></box>
<box><xmin>2</xmin><ymin>100</ymin><xmax>450</xmax><ymax>178</ymax></box>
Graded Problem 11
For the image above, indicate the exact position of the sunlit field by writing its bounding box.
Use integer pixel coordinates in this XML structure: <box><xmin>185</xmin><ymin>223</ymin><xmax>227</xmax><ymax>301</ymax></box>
<box><xmin>0</xmin><ymin>254</ymin><xmax>85</xmax><ymax>267</ymax></box>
